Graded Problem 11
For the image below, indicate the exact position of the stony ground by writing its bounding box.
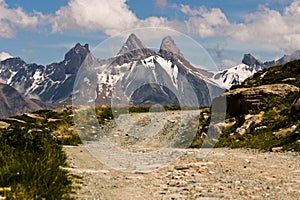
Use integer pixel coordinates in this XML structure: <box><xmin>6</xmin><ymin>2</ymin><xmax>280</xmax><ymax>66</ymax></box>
<box><xmin>64</xmin><ymin>145</ymin><xmax>300</xmax><ymax>200</ymax></box>
<box><xmin>64</xmin><ymin>111</ymin><xmax>300</xmax><ymax>199</ymax></box>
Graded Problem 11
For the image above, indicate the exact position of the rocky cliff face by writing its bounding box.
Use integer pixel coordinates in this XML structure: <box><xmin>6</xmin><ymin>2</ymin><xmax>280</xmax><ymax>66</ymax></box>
<box><xmin>216</xmin><ymin>84</ymin><xmax>299</xmax><ymax>116</ymax></box>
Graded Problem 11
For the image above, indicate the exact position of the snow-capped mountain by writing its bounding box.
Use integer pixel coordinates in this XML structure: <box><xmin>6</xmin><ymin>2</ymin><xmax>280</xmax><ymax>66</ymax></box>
<box><xmin>74</xmin><ymin>34</ymin><xmax>223</xmax><ymax>107</ymax></box>
<box><xmin>212</xmin><ymin>63</ymin><xmax>261</xmax><ymax>89</ymax></box>
<box><xmin>1</xmin><ymin>33</ymin><xmax>300</xmax><ymax>110</ymax></box>
<box><xmin>212</xmin><ymin>52</ymin><xmax>300</xmax><ymax>89</ymax></box>
<box><xmin>0</xmin><ymin>52</ymin><xmax>13</xmax><ymax>62</ymax></box>
<box><xmin>0</xmin><ymin>34</ymin><xmax>223</xmax><ymax>109</ymax></box>
<box><xmin>0</xmin><ymin>43</ymin><xmax>96</xmax><ymax>103</ymax></box>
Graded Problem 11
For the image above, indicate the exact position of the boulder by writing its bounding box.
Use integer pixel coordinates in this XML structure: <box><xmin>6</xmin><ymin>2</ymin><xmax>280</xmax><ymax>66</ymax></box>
<box><xmin>213</xmin><ymin>84</ymin><xmax>299</xmax><ymax>116</ymax></box>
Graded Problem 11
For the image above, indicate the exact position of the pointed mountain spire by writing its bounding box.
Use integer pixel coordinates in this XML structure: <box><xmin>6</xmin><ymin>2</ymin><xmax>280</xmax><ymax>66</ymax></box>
<box><xmin>118</xmin><ymin>33</ymin><xmax>145</xmax><ymax>55</ymax></box>
<box><xmin>242</xmin><ymin>53</ymin><xmax>263</xmax><ymax>67</ymax></box>
<box><xmin>64</xmin><ymin>43</ymin><xmax>90</xmax><ymax>61</ymax></box>
<box><xmin>160</xmin><ymin>36</ymin><xmax>183</xmax><ymax>57</ymax></box>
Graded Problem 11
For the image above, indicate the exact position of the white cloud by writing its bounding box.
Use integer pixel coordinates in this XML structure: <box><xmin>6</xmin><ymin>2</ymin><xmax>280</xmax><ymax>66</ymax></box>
<box><xmin>1</xmin><ymin>0</ymin><xmax>299</xmax><ymax>58</ymax></box>
<box><xmin>228</xmin><ymin>2</ymin><xmax>300</xmax><ymax>52</ymax></box>
<box><xmin>181</xmin><ymin>1</ymin><xmax>300</xmax><ymax>52</ymax></box>
<box><xmin>51</xmin><ymin>0</ymin><xmax>173</xmax><ymax>36</ymax></box>
<box><xmin>51</xmin><ymin>0</ymin><xmax>139</xmax><ymax>35</ymax></box>
<box><xmin>181</xmin><ymin>5</ymin><xmax>229</xmax><ymax>37</ymax></box>
<box><xmin>0</xmin><ymin>0</ymin><xmax>45</xmax><ymax>38</ymax></box>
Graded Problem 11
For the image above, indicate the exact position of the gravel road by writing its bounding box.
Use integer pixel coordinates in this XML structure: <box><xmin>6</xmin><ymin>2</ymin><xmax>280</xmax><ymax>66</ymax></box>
<box><xmin>64</xmin><ymin>111</ymin><xmax>300</xmax><ymax>199</ymax></box>
<box><xmin>65</xmin><ymin>146</ymin><xmax>300</xmax><ymax>200</ymax></box>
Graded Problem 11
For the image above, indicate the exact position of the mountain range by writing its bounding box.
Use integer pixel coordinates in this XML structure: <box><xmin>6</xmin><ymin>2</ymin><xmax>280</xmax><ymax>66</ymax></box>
<box><xmin>0</xmin><ymin>34</ymin><xmax>224</xmax><ymax>118</ymax></box>
<box><xmin>74</xmin><ymin>34</ymin><xmax>223</xmax><ymax>108</ymax></box>
<box><xmin>212</xmin><ymin>51</ymin><xmax>300</xmax><ymax>89</ymax></box>
<box><xmin>1</xmin><ymin>33</ymin><xmax>300</xmax><ymax>117</ymax></box>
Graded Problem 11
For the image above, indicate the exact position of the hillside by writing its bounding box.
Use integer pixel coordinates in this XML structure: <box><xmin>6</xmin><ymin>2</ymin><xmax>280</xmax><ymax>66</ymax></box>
<box><xmin>0</xmin><ymin>83</ymin><xmax>41</xmax><ymax>118</ymax></box>
<box><xmin>193</xmin><ymin>60</ymin><xmax>300</xmax><ymax>152</ymax></box>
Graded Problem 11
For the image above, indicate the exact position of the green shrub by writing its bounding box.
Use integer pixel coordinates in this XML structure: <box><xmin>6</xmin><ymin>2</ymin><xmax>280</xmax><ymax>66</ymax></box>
<box><xmin>0</xmin><ymin>125</ymin><xmax>78</xmax><ymax>199</ymax></box>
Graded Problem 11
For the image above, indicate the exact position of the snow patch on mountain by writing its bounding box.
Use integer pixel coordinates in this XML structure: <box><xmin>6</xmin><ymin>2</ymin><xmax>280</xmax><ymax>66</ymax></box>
<box><xmin>0</xmin><ymin>52</ymin><xmax>13</xmax><ymax>62</ymax></box>
<box><xmin>212</xmin><ymin>64</ymin><xmax>261</xmax><ymax>89</ymax></box>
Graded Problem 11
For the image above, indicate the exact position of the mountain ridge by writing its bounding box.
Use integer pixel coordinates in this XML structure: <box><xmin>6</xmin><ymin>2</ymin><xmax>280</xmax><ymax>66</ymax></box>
<box><xmin>212</xmin><ymin>51</ymin><xmax>300</xmax><ymax>89</ymax></box>
<box><xmin>1</xmin><ymin>33</ymin><xmax>300</xmax><ymax>117</ymax></box>
<box><xmin>0</xmin><ymin>83</ymin><xmax>41</xmax><ymax>118</ymax></box>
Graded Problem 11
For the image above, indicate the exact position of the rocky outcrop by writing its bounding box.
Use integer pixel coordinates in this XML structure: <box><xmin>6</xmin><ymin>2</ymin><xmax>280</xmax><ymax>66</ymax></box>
<box><xmin>215</xmin><ymin>84</ymin><xmax>299</xmax><ymax>116</ymax></box>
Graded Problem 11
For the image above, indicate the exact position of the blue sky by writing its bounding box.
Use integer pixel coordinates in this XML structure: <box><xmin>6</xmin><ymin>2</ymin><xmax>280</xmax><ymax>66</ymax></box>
<box><xmin>0</xmin><ymin>0</ymin><xmax>299</xmax><ymax>70</ymax></box>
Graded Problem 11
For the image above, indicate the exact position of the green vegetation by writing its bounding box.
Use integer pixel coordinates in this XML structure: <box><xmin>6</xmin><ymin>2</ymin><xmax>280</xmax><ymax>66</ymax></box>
<box><xmin>191</xmin><ymin>99</ymin><xmax>300</xmax><ymax>151</ymax></box>
<box><xmin>0</xmin><ymin>81</ymin><xmax>298</xmax><ymax>199</ymax></box>
<box><xmin>0</xmin><ymin>104</ymin><xmax>185</xmax><ymax>198</ymax></box>
<box><xmin>192</xmin><ymin>60</ymin><xmax>300</xmax><ymax>152</ymax></box>
<box><xmin>0</xmin><ymin>109</ymin><xmax>79</xmax><ymax>199</ymax></box>
<box><xmin>0</xmin><ymin>125</ymin><xmax>79</xmax><ymax>199</ymax></box>
<box><xmin>0</xmin><ymin>106</ymin><xmax>121</xmax><ymax>199</ymax></box>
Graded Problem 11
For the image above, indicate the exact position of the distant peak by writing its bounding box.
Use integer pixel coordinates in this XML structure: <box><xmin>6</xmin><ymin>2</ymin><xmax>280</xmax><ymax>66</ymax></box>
<box><xmin>118</xmin><ymin>33</ymin><xmax>145</xmax><ymax>55</ymax></box>
<box><xmin>64</xmin><ymin>43</ymin><xmax>90</xmax><ymax>61</ymax></box>
<box><xmin>0</xmin><ymin>52</ymin><xmax>13</xmax><ymax>62</ymax></box>
<box><xmin>242</xmin><ymin>53</ymin><xmax>262</xmax><ymax>67</ymax></box>
<box><xmin>160</xmin><ymin>36</ymin><xmax>183</xmax><ymax>57</ymax></box>
<box><xmin>74</xmin><ymin>43</ymin><xmax>90</xmax><ymax>52</ymax></box>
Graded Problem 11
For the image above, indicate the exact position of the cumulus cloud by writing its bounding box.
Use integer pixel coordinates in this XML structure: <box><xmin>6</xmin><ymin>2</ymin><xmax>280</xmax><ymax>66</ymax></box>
<box><xmin>51</xmin><ymin>0</ymin><xmax>173</xmax><ymax>36</ymax></box>
<box><xmin>181</xmin><ymin>1</ymin><xmax>300</xmax><ymax>52</ymax></box>
<box><xmin>228</xmin><ymin>2</ymin><xmax>300</xmax><ymax>51</ymax></box>
<box><xmin>41</xmin><ymin>0</ymin><xmax>300</xmax><ymax>53</ymax></box>
<box><xmin>181</xmin><ymin>5</ymin><xmax>230</xmax><ymax>37</ymax></box>
<box><xmin>1</xmin><ymin>0</ymin><xmax>300</xmax><ymax>55</ymax></box>
<box><xmin>0</xmin><ymin>0</ymin><xmax>45</xmax><ymax>38</ymax></box>
<box><xmin>51</xmin><ymin>0</ymin><xmax>139</xmax><ymax>35</ymax></box>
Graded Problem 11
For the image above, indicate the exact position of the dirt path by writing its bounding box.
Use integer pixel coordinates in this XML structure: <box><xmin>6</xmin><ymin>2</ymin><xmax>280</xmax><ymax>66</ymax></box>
<box><xmin>64</xmin><ymin>145</ymin><xmax>300</xmax><ymax>200</ymax></box>
<box><xmin>64</xmin><ymin>111</ymin><xmax>300</xmax><ymax>199</ymax></box>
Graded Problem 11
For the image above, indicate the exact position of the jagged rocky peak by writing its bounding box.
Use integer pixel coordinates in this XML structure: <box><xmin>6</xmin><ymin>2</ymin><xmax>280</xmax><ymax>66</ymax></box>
<box><xmin>160</xmin><ymin>35</ymin><xmax>183</xmax><ymax>57</ymax></box>
<box><xmin>64</xmin><ymin>43</ymin><xmax>90</xmax><ymax>61</ymax></box>
<box><xmin>62</xmin><ymin>43</ymin><xmax>92</xmax><ymax>74</ymax></box>
<box><xmin>118</xmin><ymin>33</ymin><xmax>145</xmax><ymax>55</ymax></box>
<box><xmin>114</xmin><ymin>33</ymin><xmax>155</xmax><ymax>65</ymax></box>
<box><xmin>242</xmin><ymin>53</ymin><xmax>263</xmax><ymax>67</ymax></box>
